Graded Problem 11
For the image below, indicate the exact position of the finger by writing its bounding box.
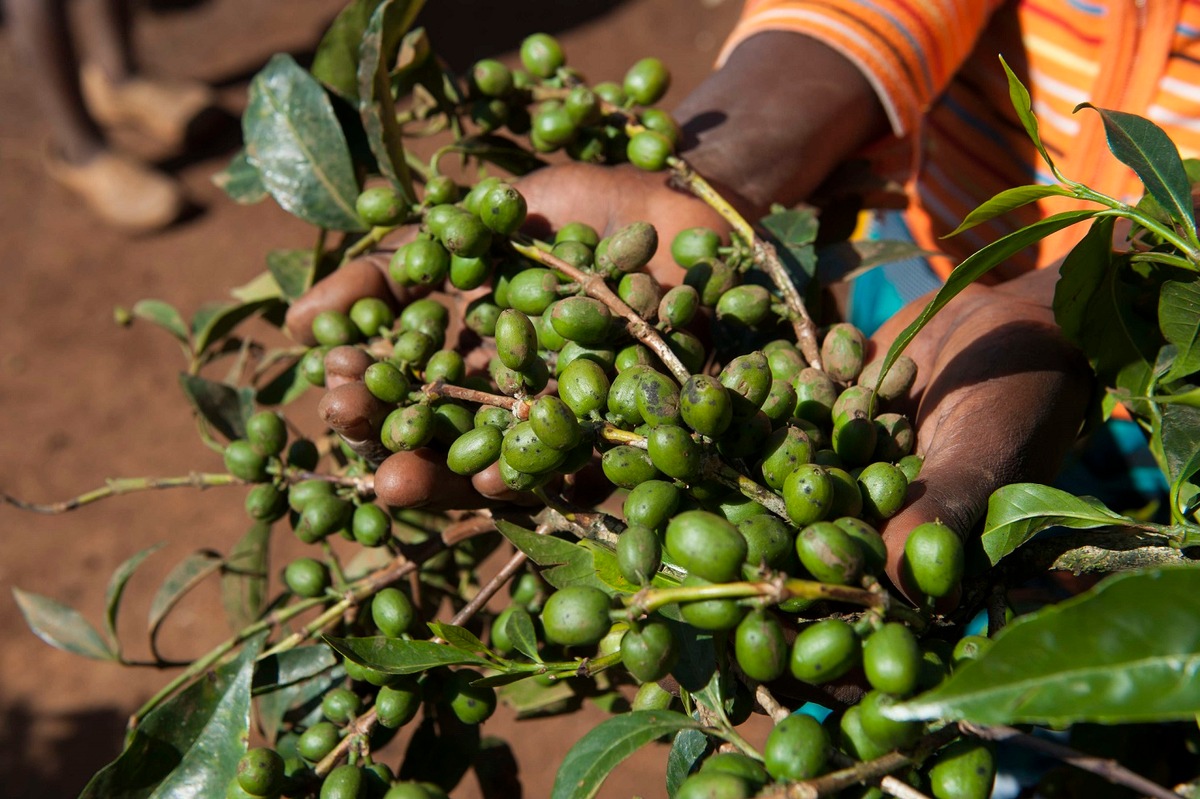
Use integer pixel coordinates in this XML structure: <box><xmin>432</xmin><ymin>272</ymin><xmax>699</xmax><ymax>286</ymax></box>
<box><xmin>318</xmin><ymin>381</ymin><xmax>391</xmax><ymax>465</ymax></box>
<box><xmin>324</xmin><ymin>345</ymin><xmax>375</xmax><ymax>390</ymax></box>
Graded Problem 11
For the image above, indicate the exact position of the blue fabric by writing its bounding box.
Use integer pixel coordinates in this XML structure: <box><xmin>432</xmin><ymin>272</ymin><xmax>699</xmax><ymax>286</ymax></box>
<box><xmin>847</xmin><ymin>210</ymin><xmax>942</xmax><ymax>336</ymax></box>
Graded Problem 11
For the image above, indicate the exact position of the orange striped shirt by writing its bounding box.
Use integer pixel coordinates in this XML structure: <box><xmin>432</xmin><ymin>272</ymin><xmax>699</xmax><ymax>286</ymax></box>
<box><xmin>720</xmin><ymin>0</ymin><xmax>1200</xmax><ymax>279</ymax></box>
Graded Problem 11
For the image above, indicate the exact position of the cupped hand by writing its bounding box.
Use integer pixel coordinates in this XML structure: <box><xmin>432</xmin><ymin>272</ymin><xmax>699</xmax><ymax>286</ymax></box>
<box><xmin>282</xmin><ymin>162</ymin><xmax>730</xmax><ymax>510</ymax></box>
<box><xmin>867</xmin><ymin>267</ymin><xmax>1093</xmax><ymax>602</ymax></box>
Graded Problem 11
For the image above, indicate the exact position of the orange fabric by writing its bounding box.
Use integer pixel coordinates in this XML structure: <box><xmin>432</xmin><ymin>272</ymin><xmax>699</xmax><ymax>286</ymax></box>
<box><xmin>720</xmin><ymin>0</ymin><xmax>1200</xmax><ymax>279</ymax></box>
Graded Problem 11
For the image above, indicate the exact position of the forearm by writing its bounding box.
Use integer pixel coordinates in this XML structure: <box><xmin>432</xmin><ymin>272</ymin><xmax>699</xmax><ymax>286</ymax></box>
<box><xmin>675</xmin><ymin>31</ymin><xmax>890</xmax><ymax>216</ymax></box>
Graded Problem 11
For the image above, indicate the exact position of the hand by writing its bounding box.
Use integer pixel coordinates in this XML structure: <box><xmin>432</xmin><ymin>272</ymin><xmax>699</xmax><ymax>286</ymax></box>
<box><xmin>868</xmin><ymin>267</ymin><xmax>1094</xmax><ymax>602</ymax></box>
<box><xmin>282</xmin><ymin>163</ymin><xmax>730</xmax><ymax>510</ymax></box>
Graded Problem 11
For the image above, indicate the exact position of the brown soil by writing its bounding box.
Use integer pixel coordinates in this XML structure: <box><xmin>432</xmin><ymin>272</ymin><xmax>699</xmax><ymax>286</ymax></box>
<box><xmin>0</xmin><ymin>2</ymin><xmax>748</xmax><ymax>797</ymax></box>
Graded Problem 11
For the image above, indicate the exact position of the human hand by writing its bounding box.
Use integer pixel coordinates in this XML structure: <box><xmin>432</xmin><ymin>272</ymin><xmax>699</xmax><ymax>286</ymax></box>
<box><xmin>282</xmin><ymin>162</ymin><xmax>730</xmax><ymax>510</ymax></box>
<box><xmin>867</xmin><ymin>267</ymin><xmax>1093</xmax><ymax>602</ymax></box>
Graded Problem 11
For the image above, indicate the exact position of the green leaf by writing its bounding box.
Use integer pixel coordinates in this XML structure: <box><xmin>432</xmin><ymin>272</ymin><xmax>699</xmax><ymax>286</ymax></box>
<box><xmin>1161</xmin><ymin>278</ymin><xmax>1200</xmax><ymax>381</ymax></box>
<box><xmin>105</xmin><ymin>544</ymin><xmax>165</xmax><ymax>651</ymax></box>
<box><xmin>211</xmin><ymin>149</ymin><xmax>267</xmax><ymax>205</ymax></box>
<box><xmin>79</xmin><ymin>633</ymin><xmax>264</xmax><ymax>799</ymax></box>
<box><xmin>495</xmin><ymin>520</ymin><xmax>608</xmax><ymax>592</ymax></box>
<box><xmin>191</xmin><ymin>299</ymin><xmax>276</xmax><ymax>357</ymax></box>
<box><xmin>132</xmin><ymin>300</ymin><xmax>189</xmax><ymax>344</ymax></box>
<box><xmin>1076</xmin><ymin>103</ymin><xmax>1198</xmax><ymax>241</ymax></box>
<box><xmin>1162</xmin><ymin>403</ymin><xmax>1200</xmax><ymax>519</ymax></box>
<box><xmin>879</xmin><ymin>209</ymin><xmax>1097</xmax><ymax>387</ymax></box>
<box><xmin>1001</xmin><ymin>56</ymin><xmax>1060</xmax><ymax>179</ymax></box>
<box><xmin>943</xmin><ymin>184</ymin><xmax>1074</xmax><ymax>238</ymax></box>
<box><xmin>760</xmin><ymin>206</ymin><xmax>819</xmax><ymax>295</ymax></box>
<box><xmin>13</xmin><ymin>587</ymin><xmax>116</xmax><ymax>661</ymax></box>
<box><xmin>551</xmin><ymin>710</ymin><xmax>703</xmax><ymax>799</ymax></box>
<box><xmin>666</xmin><ymin>728</ymin><xmax>709</xmax><ymax>797</ymax></box>
<box><xmin>243</xmin><ymin>54</ymin><xmax>365</xmax><ymax>231</ymax></box>
<box><xmin>230</xmin><ymin>270</ymin><xmax>283</xmax><ymax>304</ymax></box>
<box><xmin>310</xmin><ymin>0</ymin><xmax>386</xmax><ymax>100</ymax></box>
<box><xmin>266</xmin><ymin>248</ymin><xmax>316</xmax><ymax>301</ymax></box>
<box><xmin>148</xmin><ymin>550</ymin><xmax>224</xmax><ymax>658</ymax></box>
<box><xmin>357</xmin><ymin>0</ymin><xmax>422</xmax><ymax>201</ymax></box>
<box><xmin>496</xmin><ymin>672</ymin><xmax>576</xmax><ymax>717</ymax></box>
<box><xmin>253</xmin><ymin>645</ymin><xmax>338</xmax><ymax>693</ymax></box>
<box><xmin>221</xmin><ymin>521</ymin><xmax>270</xmax><ymax>632</ymax></box>
<box><xmin>324</xmin><ymin>635</ymin><xmax>492</xmax><ymax>674</ymax></box>
<box><xmin>427</xmin><ymin>622</ymin><xmax>492</xmax><ymax>656</ymax></box>
<box><xmin>255</xmin><ymin>661</ymin><xmax>341</xmax><ymax>744</ymax></box>
<box><xmin>504</xmin><ymin>607</ymin><xmax>543</xmax><ymax>663</ymax></box>
<box><xmin>888</xmin><ymin>567</ymin><xmax>1200</xmax><ymax>725</ymax></box>
<box><xmin>178</xmin><ymin>374</ymin><xmax>254</xmax><ymax>441</ymax></box>
<box><xmin>981</xmin><ymin>484</ymin><xmax>1135</xmax><ymax>565</ymax></box>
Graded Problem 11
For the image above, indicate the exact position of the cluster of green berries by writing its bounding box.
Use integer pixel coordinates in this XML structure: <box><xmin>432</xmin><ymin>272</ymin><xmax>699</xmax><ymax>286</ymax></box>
<box><xmin>463</xmin><ymin>33</ymin><xmax>678</xmax><ymax>170</ymax></box>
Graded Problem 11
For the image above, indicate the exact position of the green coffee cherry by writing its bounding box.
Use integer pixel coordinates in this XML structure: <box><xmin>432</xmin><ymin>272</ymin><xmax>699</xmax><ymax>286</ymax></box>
<box><xmin>903</xmin><ymin>521</ymin><xmax>965</xmax><ymax>601</ymax></box>
<box><xmin>794</xmin><ymin>368</ymin><xmax>839</xmax><ymax>426</ymax></box>
<box><xmin>635</xmin><ymin>371</ymin><xmax>681</xmax><ymax>427</ymax></box>
<box><xmin>737</xmin><ymin>515</ymin><xmax>792</xmax><ymax>570</ymax></box>
<box><xmin>285</xmin><ymin>557</ymin><xmax>329</xmax><ymax>598</ymax></box>
<box><xmin>832</xmin><ymin>415</ymin><xmax>878</xmax><ymax>467</ymax></box>
<box><xmin>641</xmin><ymin>108</ymin><xmax>682</xmax><ymax>146</ymax></box>
<box><xmin>719</xmin><ymin>352</ymin><xmax>772</xmax><ymax>418</ymax></box>
<box><xmin>297</xmin><ymin>721</ymin><xmax>340</xmax><ymax>762</ymax></box>
<box><xmin>617</xmin><ymin>524</ymin><xmax>661</xmax><ymax>585</ymax></box>
<box><xmin>479</xmin><ymin>182</ymin><xmax>526</xmax><ymax>235</ymax></box>
<box><xmin>246</xmin><ymin>411</ymin><xmax>288</xmax><ymax>457</ymax></box>
<box><xmin>375</xmin><ymin>676</ymin><xmax>422</xmax><ymax>729</ymax></box>
<box><xmin>321</xmin><ymin>764</ymin><xmax>363</xmax><ymax>799</ymax></box>
<box><xmin>551</xmin><ymin>296</ymin><xmax>612</xmax><ymax>345</ymax></box>
<box><xmin>471</xmin><ymin>58</ymin><xmax>512</xmax><ymax>97</ymax></box>
<box><xmin>245</xmin><ymin>483</ymin><xmax>287</xmax><ymax>522</ymax></box>
<box><xmin>796</xmin><ymin>521</ymin><xmax>863</xmax><ymax>586</ymax></box>
<box><xmin>601</xmin><ymin>445</ymin><xmax>659</xmax><ymax>488</ymax></box>
<box><xmin>857</xmin><ymin>354</ymin><xmax>918</xmax><ymax>402</ymax></box>
<box><xmin>671</xmin><ymin>227</ymin><xmax>721</xmax><ymax>268</ymax></box>
<box><xmin>678</xmin><ymin>575</ymin><xmax>746</xmax><ymax>631</ymax></box>
<box><xmin>352</xmin><ymin>502</ymin><xmax>391</xmax><ymax>547</ymax></box>
<box><xmin>647</xmin><ymin>423</ymin><xmax>702</xmax><ymax>481</ymax></box>
<box><xmin>834</xmin><ymin>517</ymin><xmax>888</xmax><ymax>576</ymax></box>
<box><xmin>863</xmin><ymin>622</ymin><xmax>922</xmax><ymax>697</ymax></box>
<box><xmin>683</xmin><ymin>259</ymin><xmax>738</xmax><ymax>306</ymax></box>
<box><xmin>783</xmin><ymin>464</ymin><xmax>834</xmax><ymax>527</ymax></box>
<box><xmin>322</xmin><ymin>686</ymin><xmax>361</xmax><ymax>724</ymax></box>
<box><xmin>623</xmin><ymin>57</ymin><xmax>671</xmax><ymax>105</ymax></box>
<box><xmin>735</xmin><ymin>609</ymin><xmax>788</xmax><ymax>682</ymax></box>
<box><xmin>225</xmin><ymin>440</ymin><xmax>270</xmax><ymax>482</ymax></box>
<box><xmin>790</xmin><ymin>618</ymin><xmax>860</xmax><ymax>684</ymax></box>
<box><xmin>632</xmin><ymin>680</ymin><xmax>674</xmax><ymax>711</ymax></box>
<box><xmin>381</xmin><ymin>405</ymin><xmax>434</xmax><ymax>452</ymax></box>
<box><xmin>446</xmin><ymin>668</ymin><xmax>496</xmax><ymax>724</ymax></box>
<box><xmin>300</xmin><ymin>346</ymin><xmax>330</xmax><ymax>387</ymax></box>
<box><xmin>763</xmin><ymin>713</ymin><xmax>829</xmax><ymax>782</ymax></box>
<box><xmin>681</xmin><ymin>374</ymin><xmax>733</xmax><ymax>437</ymax></box>
<box><xmin>401</xmin><ymin>238</ymin><xmax>452</xmax><ymax>285</ymax></box>
<box><xmin>312</xmin><ymin>310</ymin><xmax>360</xmax><ymax>347</ymax></box>
<box><xmin>597</xmin><ymin>221</ymin><xmax>657</xmax><ymax>275</ymax></box>
<box><xmin>839</xmin><ymin>705</ymin><xmax>890</xmax><ymax>762</ymax></box>
<box><xmin>952</xmin><ymin>634</ymin><xmax>993</xmax><ymax>665</ymax></box>
<box><xmin>236</xmin><ymin>747</ymin><xmax>284</xmax><ymax>797</ymax></box>
<box><xmin>821</xmin><ymin>322</ymin><xmax>867</xmax><ymax>383</ymax></box>
<box><xmin>541</xmin><ymin>585</ymin><xmax>611</xmax><ymax>647</ymax></box>
<box><xmin>558</xmin><ymin>358</ymin><xmax>610</xmax><ymax>417</ymax></box>
<box><xmin>716</xmin><ymin>284</ymin><xmax>772</xmax><ymax>326</ymax></box>
<box><xmin>626</xmin><ymin>130</ymin><xmax>672</xmax><ymax>171</ymax></box>
<box><xmin>372</xmin><ymin>587</ymin><xmax>415</xmax><ymax>637</ymax></box>
<box><xmin>506</xmin><ymin>268</ymin><xmax>560</xmax><ymax>315</ymax></box>
<box><xmin>623</xmin><ymin>479</ymin><xmax>680</xmax><ymax>533</ymax></box>
<box><xmin>348</xmin><ymin>297</ymin><xmax>395</xmax><ymax>340</ymax></box>
<box><xmin>760</xmin><ymin>425</ymin><xmax>814</xmax><ymax>491</ymax></box>
<box><xmin>826</xmin><ymin>466</ymin><xmax>864</xmax><ymax>518</ymax></box>
<box><xmin>858</xmin><ymin>462</ymin><xmax>909</xmax><ymax>519</ymax></box>
<box><xmin>659</xmin><ymin>284</ymin><xmax>700</xmax><ymax>328</ymax></box>
<box><xmin>288</xmin><ymin>478</ymin><xmax>334</xmax><ymax>513</ymax></box>
<box><xmin>760</xmin><ymin>379</ymin><xmax>798</xmax><ymax>427</ymax></box>
<box><xmin>620</xmin><ymin>618</ymin><xmax>679</xmax><ymax>682</ymax></box>
<box><xmin>295</xmin><ymin>495</ymin><xmax>353</xmax><ymax>543</ymax></box>
<box><xmin>424</xmin><ymin>175</ymin><xmax>458</xmax><ymax>206</ymax></box>
<box><xmin>928</xmin><ymin>739</ymin><xmax>996</xmax><ymax>799</ymax></box>
<box><xmin>665</xmin><ymin>510</ymin><xmax>747</xmax><ymax>583</ymax></box>
<box><xmin>555</xmin><ymin>221</ymin><xmax>601</xmax><ymax>248</ymax></box>
<box><xmin>675</xmin><ymin>772</ymin><xmax>751</xmax><ymax>799</ymax></box>
<box><xmin>858</xmin><ymin>689</ymin><xmax>923</xmax><ymax>749</ymax></box>
<box><xmin>519</xmin><ymin>33</ymin><xmax>565</xmax><ymax>78</ymax></box>
<box><xmin>494</xmin><ymin>308</ymin><xmax>538</xmax><ymax>372</ymax></box>
<box><xmin>617</xmin><ymin>272</ymin><xmax>662</xmax><ymax>320</ymax></box>
<box><xmin>356</xmin><ymin>186</ymin><xmax>406</xmax><ymax>226</ymax></box>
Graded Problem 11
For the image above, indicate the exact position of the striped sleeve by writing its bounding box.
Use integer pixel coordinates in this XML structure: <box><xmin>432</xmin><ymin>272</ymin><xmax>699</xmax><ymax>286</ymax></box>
<box><xmin>717</xmin><ymin>0</ymin><xmax>1009</xmax><ymax>137</ymax></box>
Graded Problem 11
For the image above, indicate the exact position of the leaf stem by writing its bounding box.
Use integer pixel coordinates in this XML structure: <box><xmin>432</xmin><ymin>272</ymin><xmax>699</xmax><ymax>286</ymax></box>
<box><xmin>667</xmin><ymin>158</ymin><xmax>823</xmax><ymax>368</ymax></box>
<box><xmin>3</xmin><ymin>472</ymin><xmax>243</xmax><ymax>514</ymax></box>
<box><xmin>511</xmin><ymin>239</ymin><xmax>692</xmax><ymax>383</ymax></box>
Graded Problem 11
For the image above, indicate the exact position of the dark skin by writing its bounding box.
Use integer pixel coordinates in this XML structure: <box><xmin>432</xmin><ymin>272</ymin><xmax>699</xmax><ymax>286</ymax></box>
<box><xmin>287</xmin><ymin>31</ymin><xmax>1093</xmax><ymax>601</ymax></box>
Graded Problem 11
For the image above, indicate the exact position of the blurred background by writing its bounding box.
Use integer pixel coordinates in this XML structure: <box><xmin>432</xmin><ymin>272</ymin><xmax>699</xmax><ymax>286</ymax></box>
<box><xmin>0</xmin><ymin>1</ymin><xmax>744</xmax><ymax>796</ymax></box>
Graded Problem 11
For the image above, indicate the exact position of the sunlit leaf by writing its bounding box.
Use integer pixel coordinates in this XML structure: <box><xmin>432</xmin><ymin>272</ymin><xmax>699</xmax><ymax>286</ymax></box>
<box><xmin>981</xmin><ymin>484</ymin><xmax>1135</xmax><ymax>565</ymax></box>
<box><xmin>1161</xmin><ymin>403</ymin><xmax>1200</xmax><ymax>519</ymax></box>
<box><xmin>211</xmin><ymin>149</ymin><xmax>267</xmax><ymax>205</ymax></box>
<box><xmin>132</xmin><ymin>300</ymin><xmax>189</xmax><ymax>345</ymax></box>
<box><xmin>551</xmin><ymin>710</ymin><xmax>703</xmax><ymax>799</ymax></box>
<box><xmin>13</xmin><ymin>588</ymin><xmax>116</xmax><ymax>661</ymax></box>
<box><xmin>888</xmin><ymin>568</ymin><xmax>1200</xmax><ymax>725</ymax></box>
<box><xmin>230</xmin><ymin>270</ymin><xmax>283</xmax><ymax>304</ymax></box>
<box><xmin>427</xmin><ymin>622</ymin><xmax>491</xmax><ymax>656</ymax></box>
<box><xmin>1001</xmin><ymin>56</ymin><xmax>1060</xmax><ymax>179</ymax></box>
<box><xmin>495</xmin><ymin>521</ymin><xmax>609</xmax><ymax>592</ymax></box>
<box><xmin>244</xmin><ymin>54</ymin><xmax>365</xmax><ymax>231</ymax></box>
<box><xmin>504</xmin><ymin>607</ymin><xmax>542</xmax><ymax>663</ymax></box>
<box><xmin>105</xmin><ymin>543</ymin><xmax>165</xmax><ymax>651</ymax></box>
<box><xmin>191</xmin><ymin>299</ymin><xmax>276</xmax><ymax>357</ymax></box>
<box><xmin>79</xmin><ymin>634</ymin><xmax>263</xmax><ymax>798</ymax></box>
<box><xmin>497</xmin><ymin>673</ymin><xmax>576</xmax><ymax>718</ymax></box>
<box><xmin>1076</xmin><ymin>103</ymin><xmax>1197</xmax><ymax>241</ymax></box>
<box><xmin>943</xmin><ymin>184</ymin><xmax>1073</xmax><ymax>238</ymax></box>
<box><xmin>324</xmin><ymin>635</ymin><xmax>492</xmax><ymax>674</ymax></box>
<box><xmin>252</xmin><ymin>645</ymin><xmax>338</xmax><ymax>694</ymax></box>
<box><xmin>879</xmin><ymin>210</ymin><xmax>1096</xmax><ymax>389</ymax></box>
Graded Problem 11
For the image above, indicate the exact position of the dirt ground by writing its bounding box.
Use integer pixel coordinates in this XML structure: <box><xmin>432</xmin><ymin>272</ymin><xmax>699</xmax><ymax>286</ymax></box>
<box><xmin>0</xmin><ymin>1</ymin><xmax>748</xmax><ymax>797</ymax></box>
